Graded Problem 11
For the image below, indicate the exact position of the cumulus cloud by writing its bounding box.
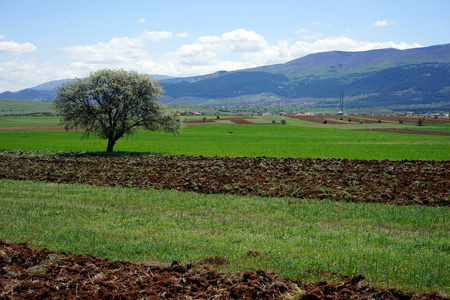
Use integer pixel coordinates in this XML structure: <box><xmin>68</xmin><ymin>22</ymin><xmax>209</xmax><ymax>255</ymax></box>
<box><xmin>137</xmin><ymin>18</ymin><xmax>146</xmax><ymax>23</ymax></box>
<box><xmin>139</xmin><ymin>30</ymin><xmax>188</xmax><ymax>41</ymax></box>
<box><xmin>373</xmin><ymin>20</ymin><xmax>397</xmax><ymax>26</ymax></box>
<box><xmin>0</xmin><ymin>40</ymin><xmax>37</xmax><ymax>55</ymax></box>
<box><xmin>0</xmin><ymin>59</ymin><xmax>80</xmax><ymax>92</ymax></box>
<box><xmin>222</xmin><ymin>29</ymin><xmax>268</xmax><ymax>52</ymax></box>
<box><xmin>61</xmin><ymin>30</ymin><xmax>188</xmax><ymax>65</ymax></box>
<box><xmin>145</xmin><ymin>29</ymin><xmax>268</xmax><ymax>76</ymax></box>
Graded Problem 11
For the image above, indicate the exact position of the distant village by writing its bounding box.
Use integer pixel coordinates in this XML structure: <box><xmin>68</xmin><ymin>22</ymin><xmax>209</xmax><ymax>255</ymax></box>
<box><xmin>180</xmin><ymin>110</ymin><xmax>449</xmax><ymax>118</ymax></box>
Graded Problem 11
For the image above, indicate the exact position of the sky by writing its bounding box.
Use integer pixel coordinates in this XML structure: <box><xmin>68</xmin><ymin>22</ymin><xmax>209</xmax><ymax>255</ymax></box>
<box><xmin>1</xmin><ymin>0</ymin><xmax>449</xmax><ymax>92</ymax></box>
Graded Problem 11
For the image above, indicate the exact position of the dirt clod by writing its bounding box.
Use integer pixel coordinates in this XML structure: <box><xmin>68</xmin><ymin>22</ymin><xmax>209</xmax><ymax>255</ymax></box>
<box><xmin>1</xmin><ymin>240</ymin><xmax>447</xmax><ymax>299</ymax></box>
<box><xmin>1</xmin><ymin>150</ymin><xmax>448</xmax><ymax>206</ymax></box>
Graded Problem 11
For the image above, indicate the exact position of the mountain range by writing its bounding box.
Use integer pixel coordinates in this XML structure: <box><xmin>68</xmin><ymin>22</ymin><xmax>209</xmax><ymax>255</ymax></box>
<box><xmin>2</xmin><ymin>43</ymin><xmax>450</xmax><ymax>112</ymax></box>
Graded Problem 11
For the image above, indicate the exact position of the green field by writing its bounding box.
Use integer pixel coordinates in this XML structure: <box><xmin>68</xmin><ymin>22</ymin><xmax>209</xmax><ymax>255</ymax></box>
<box><xmin>1</xmin><ymin>180</ymin><xmax>448</xmax><ymax>293</ymax></box>
<box><xmin>1</xmin><ymin>120</ymin><xmax>449</xmax><ymax>160</ymax></box>
<box><xmin>0</xmin><ymin>98</ymin><xmax>55</xmax><ymax>115</ymax></box>
<box><xmin>0</xmin><ymin>112</ymin><xmax>449</xmax><ymax>294</ymax></box>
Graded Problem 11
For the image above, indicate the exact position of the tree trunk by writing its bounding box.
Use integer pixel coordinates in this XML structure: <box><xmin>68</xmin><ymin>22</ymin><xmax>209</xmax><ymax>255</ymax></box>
<box><xmin>106</xmin><ymin>137</ymin><xmax>115</xmax><ymax>153</ymax></box>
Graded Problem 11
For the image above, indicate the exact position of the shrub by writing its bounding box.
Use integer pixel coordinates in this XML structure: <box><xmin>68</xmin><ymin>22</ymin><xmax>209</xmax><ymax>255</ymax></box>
<box><xmin>323</xmin><ymin>120</ymin><xmax>328</xmax><ymax>124</ymax></box>
<box><xmin>417</xmin><ymin>117</ymin><xmax>425</xmax><ymax>126</ymax></box>
<box><xmin>360</xmin><ymin>120</ymin><xmax>364</xmax><ymax>124</ymax></box>
<box><xmin>272</xmin><ymin>120</ymin><xmax>276</xmax><ymax>124</ymax></box>
<box><xmin>378</xmin><ymin>120</ymin><xmax>381</xmax><ymax>123</ymax></box>
<box><xmin>348</xmin><ymin>118</ymin><xmax>352</xmax><ymax>122</ymax></box>
<box><xmin>399</xmin><ymin>119</ymin><xmax>404</xmax><ymax>124</ymax></box>
<box><xmin>281</xmin><ymin>119</ymin><xmax>286</xmax><ymax>125</ymax></box>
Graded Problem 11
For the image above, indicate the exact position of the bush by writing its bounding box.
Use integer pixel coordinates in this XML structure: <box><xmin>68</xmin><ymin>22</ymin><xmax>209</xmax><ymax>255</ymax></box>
<box><xmin>272</xmin><ymin>120</ymin><xmax>276</xmax><ymax>124</ymax></box>
<box><xmin>399</xmin><ymin>119</ymin><xmax>404</xmax><ymax>124</ymax></box>
<box><xmin>323</xmin><ymin>120</ymin><xmax>328</xmax><ymax>124</ymax></box>
<box><xmin>417</xmin><ymin>117</ymin><xmax>425</xmax><ymax>126</ymax></box>
<box><xmin>348</xmin><ymin>118</ymin><xmax>352</xmax><ymax>122</ymax></box>
<box><xmin>360</xmin><ymin>120</ymin><xmax>364</xmax><ymax>124</ymax></box>
<box><xmin>281</xmin><ymin>119</ymin><xmax>286</xmax><ymax>125</ymax></box>
<box><xmin>378</xmin><ymin>120</ymin><xmax>381</xmax><ymax>123</ymax></box>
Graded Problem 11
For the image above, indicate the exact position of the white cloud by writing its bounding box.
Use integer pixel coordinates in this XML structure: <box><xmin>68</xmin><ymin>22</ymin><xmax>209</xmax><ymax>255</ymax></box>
<box><xmin>373</xmin><ymin>20</ymin><xmax>397</xmax><ymax>27</ymax></box>
<box><xmin>0</xmin><ymin>40</ymin><xmax>37</xmax><ymax>55</ymax></box>
<box><xmin>139</xmin><ymin>30</ymin><xmax>188</xmax><ymax>41</ymax></box>
<box><xmin>288</xmin><ymin>36</ymin><xmax>420</xmax><ymax>59</ymax></box>
<box><xmin>221</xmin><ymin>29</ymin><xmax>268</xmax><ymax>52</ymax></box>
<box><xmin>0</xmin><ymin>35</ymin><xmax>5</xmax><ymax>40</ymax></box>
<box><xmin>0</xmin><ymin>59</ymin><xmax>79</xmax><ymax>92</ymax></box>
<box><xmin>138</xmin><ymin>18</ymin><xmax>146</xmax><ymax>23</ymax></box>
<box><xmin>61</xmin><ymin>30</ymin><xmax>187</xmax><ymax>66</ymax></box>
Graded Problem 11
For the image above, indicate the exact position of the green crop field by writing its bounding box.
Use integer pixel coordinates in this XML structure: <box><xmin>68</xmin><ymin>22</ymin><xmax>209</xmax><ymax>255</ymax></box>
<box><xmin>1</xmin><ymin>180</ymin><xmax>449</xmax><ymax>293</ymax></box>
<box><xmin>1</xmin><ymin>111</ymin><xmax>449</xmax><ymax>294</ymax></box>
<box><xmin>1</xmin><ymin>120</ymin><xmax>449</xmax><ymax>160</ymax></box>
<box><xmin>0</xmin><ymin>98</ymin><xmax>55</xmax><ymax>115</ymax></box>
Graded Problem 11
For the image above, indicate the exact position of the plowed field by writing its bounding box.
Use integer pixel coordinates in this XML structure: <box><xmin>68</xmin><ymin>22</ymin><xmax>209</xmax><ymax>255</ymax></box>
<box><xmin>1</xmin><ymin>150</ymin><xmax>449</xmax><ymax>298</ymax></box>
<box><xmin>1</xmin><ymin>240</ymin><xmax>447</xmax><ymax>299</ymax></box>
<box><xmin>0</xmin><ymin>150</ymin><xmax>448</xmax><ymax>206</ymax></box>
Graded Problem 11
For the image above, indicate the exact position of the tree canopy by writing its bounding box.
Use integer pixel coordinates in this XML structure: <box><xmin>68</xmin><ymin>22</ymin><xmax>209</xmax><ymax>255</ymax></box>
<box><xmin>53</xmin><ymin>69</ymin><xmax>182</xmax><ymax>152</ymax></box>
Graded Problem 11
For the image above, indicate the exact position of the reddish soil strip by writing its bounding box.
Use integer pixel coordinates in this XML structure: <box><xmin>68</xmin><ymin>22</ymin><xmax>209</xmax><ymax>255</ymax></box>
<box><xmin>288</xmin><ymin>115</ymin><xmax>450</xmax><ymax>126</ymax></box>
<box><xmin>1</xmin><ymin>240</ymin><xmax>447</xmax><ymax>299</ymax></box>
<box><xmin>1</xmin><ymin>150</ymin><xmax>448</xmax><ymax>206</ymax></box>
<box><xmin>288</xmin><ymin>115</ymin><xmax>343</xmax><ymax>124</ymax></box>
<box><xmin>0</xmin><ymin>126</ymin><xmax>66</xmax><ymax>131</ymax></box>
<box><xmin>354</xmin><ymin>128</ymin><xmax>450</xmax><ymax>136</ymax></box>
<box><xmin>184</xmin><ymin>116</ymin><xmax>276</xmax><ymax>125</ymax></box>
<box><xmin>0</xmin><ymin>126</ymin><xmax>83</xmax><ymax>131</ymax></box>
<box><xmin>363</xmin><ymin>116</ymin><xmax>450</xmax><ymax>125</ymax></box>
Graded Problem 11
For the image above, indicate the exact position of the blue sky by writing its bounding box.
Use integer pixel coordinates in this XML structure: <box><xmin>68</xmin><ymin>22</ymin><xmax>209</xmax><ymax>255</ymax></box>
<box><xmin>1</xmin><ymin>0</ymin><xmax>449</xmax><ymax>92</ymax></box>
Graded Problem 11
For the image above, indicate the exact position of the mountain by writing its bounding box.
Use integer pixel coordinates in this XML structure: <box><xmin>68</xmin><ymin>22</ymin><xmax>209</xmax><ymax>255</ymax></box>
<box><xmin>0</xmin><ymin>75</ymin><xmax>173</xmax><ymax>101</ymax></box>
<box><xmin>0</xmin><ymin>89</ymin><xmax>55</xmax><ymax>101</ymax></box>
<box><xmin>31</xmin><ymin>79</ymin><xmax>75</xmax><ymax>91</ymax></box>
<box><xmin>2</xmin><ymin>44</ymin><xmax>450</xmax><ymax>112</ymax></box>
<box><xmin>159</xmin><ymin>44</ymin><xmax>450</xmax><ymax>111</ymax></box>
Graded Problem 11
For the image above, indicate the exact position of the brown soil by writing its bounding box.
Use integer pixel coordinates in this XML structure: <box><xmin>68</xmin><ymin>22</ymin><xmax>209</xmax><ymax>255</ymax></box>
<box><xmin>288</xmin><ymin>116</ymin><xmax>344</xmax><ymax>124</ymax></box>
<box><xmin>287</xmin><ymin>116</ymin><xmax>450</xmax><ymax>136</ymax></box>
<box><xmin>363</xmin><ymin>116</ymin><xmax>450</xmax><ymax>124</ymax></box>
<box><xmin>0</xmin><ymin>126</ymin><xmax>66</xmax><ymax>131</ymax></box>
<box><xmin>0</xmin><ymin>150</ymin><xmax>448</xmax><ymax>206</ymax></box>
<box><xmin>1</xmin><ymin>240</ymin><xmax>447</xmax><ymax>299</ymax></box>
<box><xmin>1</xmin><ymin>117</ymin><xmax>272</xmax><ymax>131</ymax></box>
<box><xmin>184</xmin><ymin>116</ymin><xmax>276</xmax><ymax>125</ymax></box>
<box><xmin>354</xmin><ymin>128</ymin><xmax>450</xmax><ymax>136</ymax></box>
<box><xmin>0</xmin><ymin>126</ymin><xmax>82</xmax><ymax>131</ymax></box>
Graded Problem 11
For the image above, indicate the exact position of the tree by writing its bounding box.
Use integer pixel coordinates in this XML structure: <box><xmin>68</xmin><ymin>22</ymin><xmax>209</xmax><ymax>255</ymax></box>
<box><xmin>53</xmin><ymin>69</ymin><xmax>182</xmax><ymax>153</ymax></box>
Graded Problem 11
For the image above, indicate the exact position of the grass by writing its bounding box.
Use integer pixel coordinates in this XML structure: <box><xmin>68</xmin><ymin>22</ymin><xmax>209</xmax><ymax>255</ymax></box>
<box><xmin>0</xmin><ymin>98</ymin><xmax>55</xmax><ymax>115</ymax></box>
<box><xmin>1</xmin><ymin>113</ymin><xmax>449</xmax><ymax>293</ymax></box>
<box><xmin>1</xmin><ymin>124</ymin><xmax>449</xmax><ymax>160</ymax></box>
<box><xmin>0</xmin><ymin>179</ymin><xmax>448</xmax><ymax>293</ymax></box>
<box><xmin>0</xmin><ymin>116</ymin><xmax>60</xmax><ymax>128</ymax></box>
